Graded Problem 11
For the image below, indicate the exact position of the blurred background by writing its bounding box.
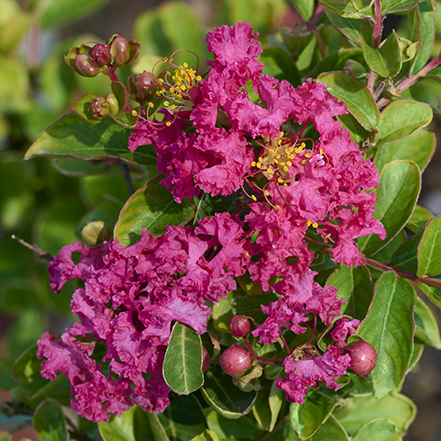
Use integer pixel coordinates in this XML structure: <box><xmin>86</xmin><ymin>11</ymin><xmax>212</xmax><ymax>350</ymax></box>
<box><xmin>1</xmin><ymin>0</ymin><xmax>441</xmax><ymax>439</ymax></box>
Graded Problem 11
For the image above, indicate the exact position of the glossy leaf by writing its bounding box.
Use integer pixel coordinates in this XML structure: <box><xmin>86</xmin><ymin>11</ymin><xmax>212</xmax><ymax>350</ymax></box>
<box><xmin>336</xmin><ymin>393</ymin><xmax>416</xmax><ymax>435</ymax></box>
<box><xmin>289</xmin><ymin>390</ymin><xmax>339</xmax><ymax>440</ymax></box>
<box><xmin>163</xmin><ymin>322</ymin><xmax>203</xmax><ymax>395</ymax></box>
<box><xmin>310</xmin><ymin>415</ymin><xmax>349</xmax><ymax>441</ymax></box>
<box><xmin>318</xmin><ymin>0</ymin><xmax>370</xmax><ymax>18</ymax></box>
<box><xmin>406</xmin><ymin>205</ymin><xmax>433</xmax><ymax>233</ymax></box>
<box><xmin>326</xmin><ymin>264</ymin><xmax>373</xmax><ymax>320</ymax></box>
<box><xmin>381</xmin><ymin>0</ymin><xmax>424</xmax><ymax>14</ymax></box>
<box><xmin>25</xmin><ymin>113</ymin><xmax>156</xmax><ymax>165</ymax></box>
<box><xmin>212</xmin><ymin>288</ymin><xmax>279</xmax><ymax>332</ymax></box>
<box><xmin>291</xmin><ymin>0</ymin><xmax>315</xmax><ymax>21</ymax></box>
<box><xmin>358</xmin><ymin>32</ymin><xmax>402</xmax><ymax>77</ymax></box>
<box><xmin>189</xmin><ymin>430</ymin><xmax>220</xmax><ymax>441</ymax></box>
<box><xmin>417</xmin><ymin>216</ymin><xmax>441</xmax><ymax>277</ymax></box>
<box><xmin>402</xmin><ymin>79</ymin><xmax>441</xmax><ymax>113</ymax></box>
<box><xmin>356</xmin><ymin>272</ymin><xmax>417</xmax><ymax>399</ymax></box>
<box><xmin>201</xmin><ymin>366</ymin><xmax>257</xmax><ymax>419</ymax></box>
<box><xmin>376</xmin><ymin>100</ymin><xmax>432</xmax><ymax>145</ymax></box>
<box><xmin>358</xmin><ymin>161</ymin><xmax>420</xmax><ymax>256</ymax></box>
<box><xmin>33</xmin><ymin>399</ymin><xmax>68</xmax><ymax>441</ymax></box>
<box><xmin>414</xmin><ymin>297</ymin><xmax>441</xmax><ymax>348</ymax></box>
<box><xmin>351</xmin><ymin>419</ymin><xmax>399</xmax><ymax>441</ymax></box>
<box><xmin>252</xmin><ymin>378</ymin><xmax>284</xmax><ymax>432</ymax></box>
<box><xmin>389</xmin><ymin>229</ymin><xmax>423</xmax><ymax>274</ymax></box>
<box><xmin>114</xmin><ymin>175</ymin><xmax>195</xmax><ymax>246</ymax></box>
<box><xmin>259</xmin><ymin>48</ymin><xmax>301</xmax><ymax>86</ymax></box>
<box><xmin>338</xmin><ymin>113</ymin><xmax>369</xmax><ymax>145</ymax></box>
<box><xmin>317</xmin><ymin>72</ymin><xmax>379</xmax><ymax>131</ymax></box>
<box><xmin>374</xmin><ymin>129</ymin><xmax>435</xmax><ymax>173</ymax></box>
<box><xmin>206</xmin><ymin>408</ymin><xmax>256</xmax><ymax>440</ymax></box>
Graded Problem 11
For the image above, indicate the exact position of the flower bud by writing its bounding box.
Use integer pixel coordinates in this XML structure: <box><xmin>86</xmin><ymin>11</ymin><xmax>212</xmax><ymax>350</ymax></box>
<box><xmin>89</xmin><ymin>44</ymin><xmax>111</xmax><ymax>67</ymax></box>
<box><xmin>229</xmin><ymin>315</ymin><xmax>250</xmax><ymax>337</ymax></box>
<box><xmin>219</xmin><ymin>344</ymin><xmax>252</xmax><ymax>377</ymax></box>
<box><xmin>202</xmin><ymin>346</ymin><xmax>211</xmax><ymax>372</ymax></box>
<box><xmin>81</xmin><ymin>221</ymin><xmax>112</xmax><ymax>246</ymax></box>
<box><xmin>343</xmin><ymin>340</ymin><xmax>377</xmax><ymax>377</ymax></box>
<box><xmin>110</xmin><ymin>35</ymin><xmax>130</xmax><ymax>66</ymax></box>
<box><xmin>74</xmin><ymin>53</ymin><xmax>100</xmax><ymax>77</ymax></box>
<box><xmin>128</xmin><ymin>71</ymin><xmax>157</xmax><ymax>103</ymax></box>
<box><xmin>105</xmin><ymin>93</ymin><xmax>119</xmax><ymax>115</ymax></box>
<box><xmin>89</xmin><ymin>97</ymin><xmax>110</xmax><ymax>118</ymax></box>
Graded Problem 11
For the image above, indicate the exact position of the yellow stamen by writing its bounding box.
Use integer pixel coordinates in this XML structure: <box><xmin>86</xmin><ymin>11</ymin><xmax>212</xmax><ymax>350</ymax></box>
<box><xmin>131</xmin><ymin>110</ymin><xmax>138</xmax><ymax>116</ymax></box>
<box><xmin>166</xmin><ymin>121</ymin><xmax>171</xmax><ymax>126</ymax></box>
<box><xmin>277</xmin><ymin>178</ymin><xmax>284</xmax><ymax>184</ymax></box>
<box><xmin>312</xmin><ymin>222</ymin><xmax>318</xmax><ymax>228</ymax></box>
<box><xmin>276</xmin><ymin>205</ymin><xmax>282</xmax><ymax>211</ymax></box>
<box><xmin>251</xmin><ymin>195</ymin><xmax>257</xmax><ymax>202</ymax></box>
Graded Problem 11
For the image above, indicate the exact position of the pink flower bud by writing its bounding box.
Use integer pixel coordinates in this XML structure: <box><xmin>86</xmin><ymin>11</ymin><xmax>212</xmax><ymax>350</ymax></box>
<box><xmin>219</xmin><ymin>344</ymin><xmax>252</xmax><ymax>377</ymax></box>
<box><xmin>110</xmin><ymin>35</ymin><xmax>130</xmax><ymax>66</ymax></box>
<box><xmin>89</xmin><ymin>44</ymin><xmax>111</xmax><ymax>67</ymax></box>
<box><xmin>202</xmin><ymin>346</ymin><xmax>211</xmax><ymax>372</ymax></box>
<box><xmin>343</xmin><ymin>340</ymin><xmax>377</xmax><ymax>376</ymax></box>
<box><xmin>229</xmin><ymin>315</ymin><xmax>250</xmax><ymax>337</ymax></box>
<box><xmin>74</xmin><ymin>54</ymin><xmax>100</xmax><ymax>77</ymax></box>
<box><xmin>128</xmin><ymin>71</ymin><xmax>157</xmax><ymax>103</ymax></box>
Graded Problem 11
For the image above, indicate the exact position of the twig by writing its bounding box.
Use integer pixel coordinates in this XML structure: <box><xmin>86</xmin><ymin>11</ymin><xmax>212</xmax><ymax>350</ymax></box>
<box><xmin>11</xmin><ymin>235</ymin><xmax>53</xmax><ymax>261</ymax></box>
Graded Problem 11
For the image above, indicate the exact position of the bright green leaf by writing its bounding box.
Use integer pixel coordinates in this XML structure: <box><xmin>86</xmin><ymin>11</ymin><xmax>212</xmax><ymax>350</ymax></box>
<box><xmin>252</xmin><ymin>378</ymin><xmax>284</xmax><ymax>432</ymax></box>
<box><xmin>206</xmin><ymin>408</ymin><xmax>256</xmax><ymax>440</ymax></box>
<box><xmin>374</xmin><ymin>129</ymin><xmax>434</xmax><ymax>173</ymax></box>
<box><xmin>163</xmin><ymin>322</ymin><xmax>203</xmax><ymax>395</ymax></box>
<box><xmin>318</xmin><ymin>0</ymin><xmax>370</xmax><ymax>18</ymax></box>
<box><xmin>414</xmin><ymin>297</ymin><xmax>441</xmax><ymax>348</ymax></box>
<box><xmin>289</xmin><ymin>390</ymin><xmax>339</xmax><ymax>440</ymax></box>
<box><xmin>402</xmin><ymin>79</ymin><xmax>441</xmax><ymax>113</ymax></box>
<box><xmin>417</xmin><ymin>281</ymin><xmax>441</xmax><ymax>310</ymax></box>
<box><xmin>382</xmin><ymin>0</ymin><xmax>424</xmax><ymax>14</ymax></box>
<box><xmin>25</xmin><ymin>113</ymin><xmax>156</xmax><ymax>165</ymax></box>
<box><xmin>201</xmin><ymin>366</ymin><xmax>257</xmax><ymax>419</ymax></box>
<box><xmin>358</xmin><ymin>32</ymin><xmax>402</xmax><ymax>77</ymax></box>
<box><xmin>326</xmin><ymin>264</ymin><xmax>373</xmax><ymax>320</ymax></box>
<box><xmin>406</xmin><ymin>205</ymin><xmax>433</xmax><ymax>233</ymax></box>
<box><xmin>33</xmin><ymin>399</ymin><xmax>68</xmax><ymax>441</ymax></box>
<box><xmin>338</xmin><ymin>113</ymin><xmax>369</xmax><ymax>145</ymax></box>
<box><xmin>72</xmin><ymin>93</ymin><xmax>101</xmax><ymax>124</ymax></box>
<box><xmin>376</xmin><ymin>100</ymin><xmax>432</xmax><ymax>145</ymax></box>
<box><xmin>317</xmin><ymin>72</ymin><xmax>379</xmax><ymax>131</ymax></box>
<box><xmin>417</xmin><ymin>216</ymin><xmax>441</xmax><ymax>276</ymax></box>
<box><xmin>292</xmin><ymin>0</ymin><xmax>315</xmax><ymax>21</ymax></box>
<box><xmin>114</xmin><ymin>175</ymin><xmax>195</xmax><ymax>246</ymax></box>
<box><xmin>310</xmin><ymin>415</ymin><xmax>349</xmax><ymax>441</ymax></box>
<box><xmin>358</xmin><ymin>161</ymin><xmax>421</xmax><ymax>257</ymax></box>
<box><xmin>351</xmin><ymin>418</ymin><xmax>399</xmax><ymax>441</ymax></box>
<box><xmin>356</xmin><ymin>272</ymin><xmax>417</xmax><ymax>398</ymax></box>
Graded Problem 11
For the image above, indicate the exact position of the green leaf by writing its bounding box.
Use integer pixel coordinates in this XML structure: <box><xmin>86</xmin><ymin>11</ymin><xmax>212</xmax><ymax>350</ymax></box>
<box><xmin>338</xmin><ymin>113</ymin><xmax>369</xmax><ymax>145</ymax></box>
<box><xmin>318</xmin><ymin>0</ymin><xmax>371</xmax><ymax>18</ymax></box>
<box><xmin>212</xmin><ymin>288</ymin><xmax>279</xmax><ymax>332</ymax></box>
<box><xmin>376</xmin><ymin>100</ymin><xmax>432</xmax><ymax>145</ymax></box>
<box><xmin>252</xmin><ymin>378</ymin><xmax>284</xmax><ymax>432</ymax></box>
<box><xmin>206</xmin><ymin>408</ymin><xmax>256</xmax><ymax>440</ymax></box>
<box><xmin>38</xmin><ymin>0</ymin><xmax>107</xmax><ymax>29</ymax></box>
<box><xmin>291</xmin><ymin>0</ymin><xmax>315</xmax><ymax>21</ymax></box>
<box><xmin>381</xmin><ymin>0</ymin><xmax>424</xmax><ymax>14</ymax></box>
<box><xmin>25</xmin><ymin>113</ymin><xmax>156</xmax><ymax>165</ymax></box>
<box><xmin>259</xmin><ymin>48</ymin><xmax>301</xmax><ymax>86</ymax></box>
<box><xmin>336</xmin><ymin>393</ymin><xmax>416</xmax><ymax>435</ymax></box>
<box><xmin>358</xmin><ymin>32</ymin><xmax>402</xmax><ymax>77</ymax></box>
<box><xmin>289</xmin><ymin>390</ymin><xmax>339</xmax><ymax>440</ymax></box>
<box><xmin>309</xmin><ymin>415</ymin><xmax>349</xmax><ymax>441</ymax></box>
<box><xmin>410</xmin><ymin>0</ymin><xmax>435</xmax><ymax>74</ymax></box>
<box><xmin>163</xmin><ymin>322</ymin><xmax>203</xmax><ymax>395</ymax></box>
<box><xmin>389</xmin><ymin>228</ymin><xmax>423</xmax><ymax>274</ymax></box>
<box><xmin>374</xmin><ymin>129</ymin><xmax>435</xmax><ymax>173</ymax></box>
<box><xmin>351</xmin><ymin>419</ymin><xmax>399</xmax><ymax>441</ymax></box>
<box><xmin>402</xmin><ymin>79</ymin><xmax>441</xmax><ymax>113</ymax></box>
<box><xmin>414</xmin><ymin>297</ymin><xmax>441</xmax><ymax>348</ymax></box>
<box><xmin>114</xmin><ymin>175</ymin><xmax>195</xmax><ymax>246</ymax></box>
<box><xmin>356</xmin><ymin>272</ymin><xmax>417</xmax><ymax>399</ymax></box>
<box><xmin>201</xmin><ymin>366</ymin><xmax>257</xmax><ymax>419</ymax></box>
<box><xmin>317</xmin><ymin>72</ymin><xmax>379</xmax><ymax>131</ymax></box>
<box><xmin>326</xmin><ymin>264</ymin><xmax>373</xmax><ymax>320</ymax></box>
<box><xmin>417</xmin><ymin>281</ymin><xmax>441</xmax><ymax>310</ymax></box>
<box><xmin>417</xmin><ymin>216</ymin><xmax>441</xmax><ymax>276</ymax></box>
<box><xmin>33</xmin><ymin>399</ymin><xmax>68</xmax><ymax>441</ymax></box>
<box><xmin>72</xmin><ymin>93</ymin><xmax>101</xmax><ymax>124</ymax></box>
<box><xmin>307</xmin><ymin>49</ymin><xmax>364</xmax><ymax>78</ymax></box>
<box><xmin>358</xmin><ymin>161</ymin><xmax>421</xmax><ymax>257</ymax></box>
<box><xmin>99</xmin><ymin>406</ymin><xmax>170</xmax><ymax>441</ymax></box>
<box><xmin>0</xmin><ymin>358</ymin><xmax>18</xmax><ymax>390</ymax></box>
<box><xmin>189</xmin><ymin>430</ymin><xmax>220</xmax><ymax>441</ymax></box>
<box><xmin>406</xmin><ymin>205</ymin><xmax>433</xmax><ymax>233</ymax></box>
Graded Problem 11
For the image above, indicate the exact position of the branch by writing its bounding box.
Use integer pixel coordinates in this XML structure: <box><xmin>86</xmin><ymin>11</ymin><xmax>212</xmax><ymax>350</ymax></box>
<box><xmin>11</xmin><ymin>235</ymin><xmax>53</xmax><ymax>261</ymax></box>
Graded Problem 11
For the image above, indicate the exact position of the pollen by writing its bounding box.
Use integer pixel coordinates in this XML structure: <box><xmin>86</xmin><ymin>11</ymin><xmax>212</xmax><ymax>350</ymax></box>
<box><xmin>251</xmin><ymin>195</ymin><xmax>257</xmax><ymax>202</ymax></box>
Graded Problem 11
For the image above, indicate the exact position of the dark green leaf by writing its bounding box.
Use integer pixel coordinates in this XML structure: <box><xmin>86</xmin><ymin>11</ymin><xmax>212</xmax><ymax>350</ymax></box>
<box><xmin>114</xmin><ymin>175</ymin><xmax>195</xmax><ymax>246</ymax></box>
<box><xmin>381</xmin><ymin>0</ymin><xmax>424</xmax><ymax>14</ymax></box>
<box><xmin>206</xmin><ymin>408</ymin><xmax>256</xmax><ymax>440</ymax></box>
<box><xmin>336</xmin><ymin>393</ymin><xmax>416</xmax><ymax>435</ymax></box>
<box><xmin>163</xmin><ymin>322</ymin><xmax>203</xmax><ymax>395</ymax></box>
<box><xmin>289</xmin><ymin>390</ymin><xmax>339</xmax><ymax>440</ymax></box>
<box><xmin>212</xmin><ymin>289</ymin><xmax>279</xmax><ymax>333</ymax></box>
<box><xmin>33</xmin><ymin>399</ymin><xmax>68</xmax><ymax>441</ymax></box>
<box><xmin>317</xmin><ymin>72</ymin><xmax>379</xmax><ymax>131</ymax></box>
<box><xmin>309</xmin><ymin>415</ymin><xmax>349</xmax><ymax>441</ymax></box>
<box><xmin>406</xmin><ymin>205</ymin><xmax>432</xmax><ymax>233</ymax></box>
<box><xmin>414</xmin><ymin>297</ymin><xmax>441</xmax><ymax>348</ymax></box>
<box><xmin>252</xmin><ymin>378</ymin><xmax>284</xmax><ymax>432</ymax></box>
<box><xmin>189</xmin><ymin>430</ymin><xmax>220</xmax><ymax>441</ymax></box>
<box><xmin>358</xmin><ymin>32</ymin><xmax>402</xmax><ymax>77</ymax></box>
<box><xmin>356</xmin><ymin>272</ymin><xmax>417</xmax><ymax>398</ymax></box>
<box><xmin>291</xmin><ymin>0</ymin><xmax>315</xmax><ymax>21</ymax></box>
<box><xmin>0</xmin><ymin>358</ymin><xmax>18</xmax><ymax>390</ymax></box>
<box><xmin>201</xmin><ymin>366</ymin><xmax>257</xmax><ymax>419</ymax></box>
<box><xmin>308</xmin><ymin>49</ymin><xmax>364</xmax><ymax>78</ymax></box>
<box><xmin>338</xmin><ymin>113</ymin><xmax>369</xmax><ymax>145</ymax></box>
<box><xmin>374</xmin><ymin>129</ymin><xmax>435</xmax><ymax>173</ymax></box>
<box><xmin>358</xmin><ymin>161</ymin><xmax>421</xmax><ymax>256</ymax></box>
<box><xmin>389</xmin><ymin>228</ymin><xmax>423</xmax><ymax>274</ymax></box>
<box><xmin>259</xmin><ymin>48</ymin><xmax>301</xmax><ymax>86</ymax></box>
<box><xmin>402</xmin><ymin>79</ymin><xmax>441</xmax><ymax>113</ymax></box>
<box><xmin>417</xmin><ymin>216</ymin><xmax>441</xmax><ymax>276</ymax></box>
<box><xmin>25</xmin><ymin>113</ymin><xmax>155</xmax><ymax>165</ymax></box>
<box><xmin>326</xmin><ymin>264</ymin><xmax>373</xmax><ymax>320</ymax></box>
<box><xmin>351</xmin><ymin>418</ymin><xmax>399</xmax><ymax>441</ymax></box>
<box><xmin>376</xmin><ymin>100</ymin><xmax>432</xmax><ymax>145</ymax></box>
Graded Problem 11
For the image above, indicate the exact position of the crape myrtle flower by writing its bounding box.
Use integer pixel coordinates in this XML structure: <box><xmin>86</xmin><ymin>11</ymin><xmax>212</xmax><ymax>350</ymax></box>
<box><xmin>37</xmin><ymin>213</ymin><xmax>250</xmax><ymax>422</ymax></box>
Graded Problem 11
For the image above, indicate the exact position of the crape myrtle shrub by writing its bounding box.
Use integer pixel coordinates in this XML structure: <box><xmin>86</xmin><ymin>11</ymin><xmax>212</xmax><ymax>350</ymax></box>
<box><xmin>5</xmin><ymin>0</ymin><xmax>441</xmax><ymax>440</ymax></box>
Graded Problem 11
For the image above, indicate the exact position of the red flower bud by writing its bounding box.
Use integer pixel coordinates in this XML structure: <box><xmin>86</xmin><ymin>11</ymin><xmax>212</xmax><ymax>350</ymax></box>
<box><xmin>229</xmin><ymin>315</ymin><xmax>250</xmax><ymax>337</ymax></box>
<box><xmin>343</xmin><ymin>340</ymin><xmax>377</xmax><ymax>376</ymax></box>
<box><xmin>89</xmin><ymin>44</ymin><xmax>111</xmax><ymax>67</ymax></box>
<box><xmin>74</xmin><ymin>54</ymin><xmax>100</xmax><ymax>77</ymax></box>
<box><xmin>128</xmin><ymin>71</ymin><xmax>157</xmax><ymax>103</ymax></box>
<box><xmin>219</xmin><ymin>344</ymin><xmax>252</xmax><ymax>377</ymax></box>
<box><xmin>110</xmin><ymin>35</ymin><xmax>130</xmax><ymax>66</ymax></box>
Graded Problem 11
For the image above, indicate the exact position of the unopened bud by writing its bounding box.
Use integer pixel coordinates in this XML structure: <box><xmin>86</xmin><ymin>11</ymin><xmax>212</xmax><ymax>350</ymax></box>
<box><xmin>105</xmin><ymin>93</ymin><xmax>119</xmax><ymax>115</ymax></box>
<box><xmin>219</xmin><ymin>344</ymin><xmax>252</xmax><ymax>377</ymax></box>
<box><xmin>81</xmin><ymin>221</ymin><xmax>112</xmax><ymax>245</ymax></box>
<box><xmin>89</xmin><ymin>97</ymin><xmax>110</xmax><ymax>118</ymax></box>
<box><xmin>74</xmin><ymin>54</ymin><xmax>100</xmax><ymax>77</ymax></box>
<box><xmin>89</xmin><ymin>44</ymin><xmax>111</xmax><ymax>67</ymax></box>
<box><xmin>343</xmin><ymin>340</ymin><xmax>377</xmax><ymax>377</ymax></box>
<box><xmin>202</xmin><ymin>346</ymin><xmax>211</xmax><ymax>373</ymax></box>
<box><xmin>128</xmin><ymin>71</ymin><xmax>157</xmax><ymax>103</ymax></box>
<box><xmin>229</xmin><ymin>315</ymin><xmax>250</xmax><ymax>337</ymax></box>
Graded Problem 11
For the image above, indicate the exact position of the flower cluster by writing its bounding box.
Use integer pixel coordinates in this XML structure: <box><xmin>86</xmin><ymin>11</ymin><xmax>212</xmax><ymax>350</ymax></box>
<box><xmin>38</xmin><ymin>213</ymin><xmax>250</xmax><ymax>422</ymax></box>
